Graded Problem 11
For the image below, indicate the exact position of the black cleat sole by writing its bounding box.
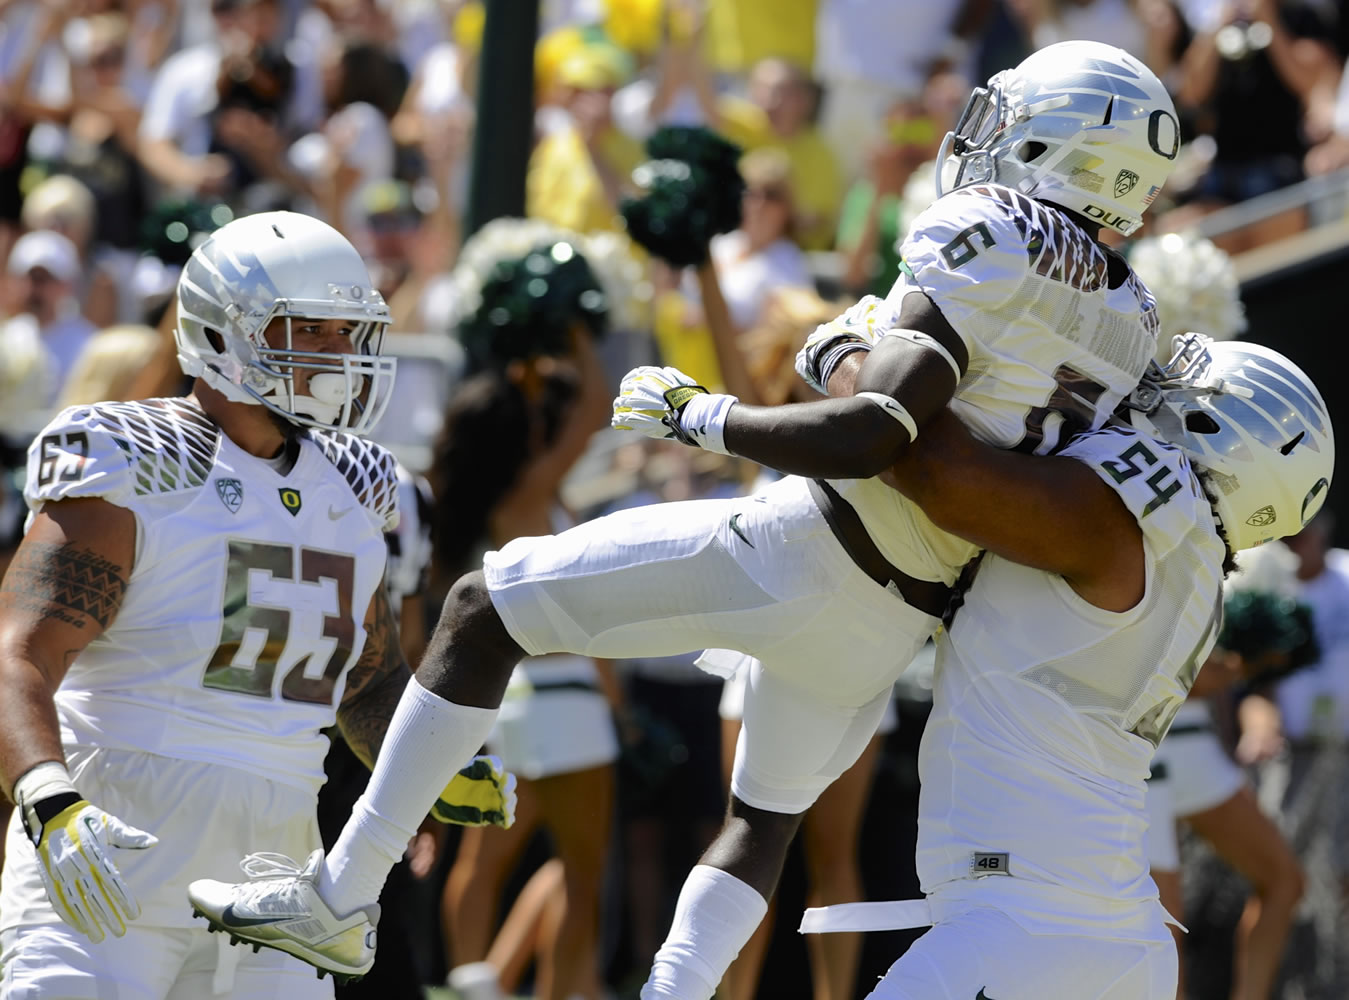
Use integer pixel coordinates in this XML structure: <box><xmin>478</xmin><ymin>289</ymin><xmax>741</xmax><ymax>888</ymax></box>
<box><xmin>188</xmin><ymin>906</ymin><xmax>367</xmax><ymax>985</ymax></box>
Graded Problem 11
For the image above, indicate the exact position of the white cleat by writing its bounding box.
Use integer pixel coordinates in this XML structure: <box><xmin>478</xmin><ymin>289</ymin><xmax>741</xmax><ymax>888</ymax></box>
<box><xmin>187</xmin><ymin>850</ymin><xmax>379</xmax><ymax>984</ymax></box>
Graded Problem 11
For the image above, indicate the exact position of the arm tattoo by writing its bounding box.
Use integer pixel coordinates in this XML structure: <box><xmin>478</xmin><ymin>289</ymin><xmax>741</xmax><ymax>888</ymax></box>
<box><xmin>0</xmin><ymin>541</ymin><xmax>128</xmax><ymax>631</ymax></box>
<box><xmin>337</xmin><ymin>586</ymin><xmax>411</xmax><ymax>768</ymax></box>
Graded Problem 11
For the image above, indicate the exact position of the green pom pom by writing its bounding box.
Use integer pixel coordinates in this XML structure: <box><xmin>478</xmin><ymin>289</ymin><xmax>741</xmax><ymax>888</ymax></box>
<box><xmin>141</xmin><ymin>199</ymin><xmax>234</xmax><ymax>265</ymax></box>
<box><xmin>457</xmin><ymin>240</ymin><xmax>609</xmax><ymax>373</ymax></box>
<box><xmin>620</xmin><ymin>126</ymin><xmax>745</xmax><ymax>268</ymax></box>
<box><xmin>1220</xmin><ymin>589</ymin><xmax>1320</xmax><ymax>683</ymax></box>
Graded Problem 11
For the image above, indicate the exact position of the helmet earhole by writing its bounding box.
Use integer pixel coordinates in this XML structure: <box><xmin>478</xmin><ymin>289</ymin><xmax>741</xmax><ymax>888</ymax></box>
<box><xmin>1184</xmin><ymin>412</ymin><xmax>1221</xmax><ymax>434</ymax></box>
<box><xmin>205</xmin><ymin>329</ymin><xmax>226</xmax><ymax>353</ymax></box>
<box><xmin>1018</xmin><ymin>141</ymin><xmax>1047</xmax><ymax>162</ymax></box>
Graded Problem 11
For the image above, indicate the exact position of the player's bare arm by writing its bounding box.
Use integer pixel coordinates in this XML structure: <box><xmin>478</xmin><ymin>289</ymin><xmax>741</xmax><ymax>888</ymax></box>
<box><xmin>824</xmin><ymin>343</ymin><xmax>1143</xmax><ymax>610</ymax></box>
<box><xmin>0</xmin><ymin>497</ymin><xmax>135</xmax><ymax>792</ymax></box>
<box><xmin>336</xmin><ymin>584</ymin><xmax>411</xmax><ymax>770</ymax></box>
<box><xmin>724</xmin><ymin>291</ymin><xmax>968</xmax><ymax>477</ymax></box>
<box><xmin>614</xmin><ymin>292</ymin><xmax>968</xmax><ymax>479</ymax></box>
<box><xmin>887</xmin><ymin>410</ymin><xmax>1145</xmax><ymax>612</ymax></box>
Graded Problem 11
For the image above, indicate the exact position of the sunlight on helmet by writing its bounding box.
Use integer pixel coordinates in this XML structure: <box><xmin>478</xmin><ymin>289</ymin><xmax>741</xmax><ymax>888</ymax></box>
<box><xmin>1128</xmin><ymin>336</ymin><xmax>1335</xmax><ymax>551</ymax></box>
<box><xmin>173</xmin><ymin>211</ymin><xmax>396</xmax><ymax>436</ymax></box>
<box><xmin>936</xmin><ymin>41</ymin><xmax>1179</xmax><ymax>236</ymax></box>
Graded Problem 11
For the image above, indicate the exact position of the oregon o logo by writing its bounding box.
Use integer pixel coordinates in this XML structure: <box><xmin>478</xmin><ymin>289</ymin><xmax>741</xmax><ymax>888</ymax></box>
<box><xmin>1147</xmin><ymin>109</ymin><xmax>1179</xmax><ymax>160</ymax></box>
<box><xmin>278</xmin><ymin>488</ymin><xmax>303</xmax><ymax>516</ymax></box>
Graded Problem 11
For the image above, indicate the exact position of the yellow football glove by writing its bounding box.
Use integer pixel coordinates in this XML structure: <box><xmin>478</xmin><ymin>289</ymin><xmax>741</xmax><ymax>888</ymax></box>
<box><xmin>431</xmin><ymin>754</ymin><xmax>517</xmax><ymax>828</ymax></box>
<box><xmin>795</xmin><ymin>295</ymin><xmax>897</xmax><ymax>394</ymax></box>
<box><xmin>16</xmin><ymin>763</ymin><xmax>158</xmax><ymax>943</ymax></box>
<box><xmin>613</xmin><ymin>365</ymin><xmax>737</xmax><ymax>454</ymax></box>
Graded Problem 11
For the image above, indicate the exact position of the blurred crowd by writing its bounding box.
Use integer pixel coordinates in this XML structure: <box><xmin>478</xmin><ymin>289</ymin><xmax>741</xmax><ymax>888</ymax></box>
<box><xmin>1</xmin><ymin>0</ymin><xmax>1349</xmax><ymax>998</ymax></box>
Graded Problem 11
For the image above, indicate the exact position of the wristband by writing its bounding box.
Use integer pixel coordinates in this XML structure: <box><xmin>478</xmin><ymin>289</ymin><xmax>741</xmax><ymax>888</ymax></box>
<box><xmin>818</xmin><ymin>341</ymin><xmax>872</xmax><ymax>393</ymax></box>
<box><xmin>14</xmin><ymin>761</ymin><xmax>80</xmax><ymax>845</ymax></box>
<box><xmin>856</xmin><ymin>391</ymin><xmax>919</xmax><ymax>442</ymax></box>
<box><xmin>890</xmin><ymin>329</ymin><xmax>963</xmax><ymax>383</ymax></box>
<box><xmin>677</xmin><ymin>392</ymin><xmax>737</xmax><ymax>455</ymax></box>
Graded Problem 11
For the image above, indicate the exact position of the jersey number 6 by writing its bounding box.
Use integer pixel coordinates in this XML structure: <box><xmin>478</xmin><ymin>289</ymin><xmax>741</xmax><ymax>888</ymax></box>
<box><xmin>202</xmin><ymin>540</ymin><xmax>357</xmax><ymax>706</ymax></box>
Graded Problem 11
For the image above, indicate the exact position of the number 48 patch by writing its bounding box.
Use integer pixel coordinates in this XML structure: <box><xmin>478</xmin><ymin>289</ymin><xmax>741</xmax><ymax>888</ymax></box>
<box><xmin>1101</xmin><ymin>441</ymin><xmax>1182</xmax><ymax>515</ymax></box>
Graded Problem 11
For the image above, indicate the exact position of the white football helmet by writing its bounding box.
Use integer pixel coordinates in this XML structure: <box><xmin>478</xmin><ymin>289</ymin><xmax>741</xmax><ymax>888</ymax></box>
<box><xmin>937</xmin><ymin>40</ymin><xmax>1180</xmax><ymax>236</ymax></box>
<box><xmin>1128</xmin><ymin>335</ymin><xmax>1334</xmax><ymax>551</ymax></box>
<box><xmin>175</xmin><ymin>211</ymin><xmax>396</xmax><ymax>435</ymax></box>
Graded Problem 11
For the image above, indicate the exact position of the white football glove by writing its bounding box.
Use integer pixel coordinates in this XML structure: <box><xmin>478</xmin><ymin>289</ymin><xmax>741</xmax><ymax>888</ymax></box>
<box><xmin>16</xmin><ymin>764</ymin><xmax>157</xmax><ymax>943</ymax></box>
<box><xmin>431</xmin><ymin>754</ymin><xmax>519</xmax><ymax>829</ymax></box>
<box><xmin>795</xmin><ymin>295</ymin><xmax>898</xmax><ymax>394</ymax></box>
<box><xmin>612</xmin><ymin>366</ymin><xmax>737</xmax><ymax>454</ymax></box>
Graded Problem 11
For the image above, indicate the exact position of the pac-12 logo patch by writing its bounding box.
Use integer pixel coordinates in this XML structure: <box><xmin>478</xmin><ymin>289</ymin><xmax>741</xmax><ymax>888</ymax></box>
<box><xmin>215</xmin><ymin>478</ymin><xmax>244</xmax><ymax>514</ymax></box>
<box><xmin>1245</xmin><ymin>505</ymin><xmax>1277</xmax><ymax>528</ymax></box>
<box><xmin>278</xmin><ymin>488</ymin><xmax>303</xmax><ymax>516</ymax></box>
<box><xmin>1114</xmin><ymin>169</ymin><xmax>1140</xmax><ymax>198</ymax></box>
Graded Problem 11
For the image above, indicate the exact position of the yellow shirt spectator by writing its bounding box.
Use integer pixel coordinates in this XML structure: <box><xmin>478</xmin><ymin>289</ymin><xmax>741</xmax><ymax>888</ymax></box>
<box><xmin>703</xmin><ymin>0</ymin><xmax>817</xmax><ymax>75</ymax></box>
<box><xmin>528</xmin><ymin>125</ymin><xmax>643</xmax><ymax>235</ymax></box>
<box><xmin>717</xmin><ymin>96</ymin><xmax>842</xmax><ymax>251</ymax></box>
<box><xmin>528</xmin><ymin>46</ymin><xmax>644</xmax><ymax>235</ymax></box>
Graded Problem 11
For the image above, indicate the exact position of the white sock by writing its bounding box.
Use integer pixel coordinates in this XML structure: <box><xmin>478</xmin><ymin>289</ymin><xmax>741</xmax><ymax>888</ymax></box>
<box><xmin>641</xmin><ymin>865</ymin><xmax>769</xmax><ymax>1000</ymax></box>
<box><xmin>319</xmin><ymin>677</ymin><xmax>498</xmax><ymax>916</ymax></box>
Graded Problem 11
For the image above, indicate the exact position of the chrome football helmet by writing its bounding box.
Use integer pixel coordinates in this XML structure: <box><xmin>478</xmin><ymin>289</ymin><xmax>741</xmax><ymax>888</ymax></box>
<box><xmin>1128</xmin><ymin>335</ymin><xmax>1334</xmax><ymax>551</ymax></box>
<box><xmin>175</xmin><ymin>211</ymin><xmax>396</xmax><ymax>435</ymax></box>
<box><xmin>937</xmin><ymin>40</ymin><xmax>1180</xmax><ymax>236</ymax></box>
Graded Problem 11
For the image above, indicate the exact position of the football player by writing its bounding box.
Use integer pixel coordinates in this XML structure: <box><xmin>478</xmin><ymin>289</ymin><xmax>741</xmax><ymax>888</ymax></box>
<box><xmin>794</xmin><ymin>336</ymin><xmax>1331</xmax><ymax>997</ymax></box>
<box><xmin>185</xmin><ymin>39</ymin><xmax>1187</xmax><ymax>985</ymax></box>
<box><xmin>1129</xmin><ymin>229</ymin><xmax>1303</xmax><ymax>1000</ymax></box>
<box><xmin>0</xmin><ymin>212</ymin><xmax>512</xmax><ymax>998</ymax></box>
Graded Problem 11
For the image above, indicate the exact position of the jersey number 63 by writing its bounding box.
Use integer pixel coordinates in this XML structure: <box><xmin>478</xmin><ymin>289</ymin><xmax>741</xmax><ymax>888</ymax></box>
<box><xmin>201</xmin><ymin>540</ymin><xmax>358</xmax><ymax>707</ymax></box>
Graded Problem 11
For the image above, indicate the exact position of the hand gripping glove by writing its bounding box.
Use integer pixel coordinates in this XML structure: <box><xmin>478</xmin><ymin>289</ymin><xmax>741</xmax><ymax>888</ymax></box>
<box><xmin>795</xmin><ymin>295</ymin><xmax>898</xmax><ymax>394</ymax></box>
<box><xmin>430</xmin><ymin>754</ymin><xmax>518</xmax><ymax>828</ymax></box>
<box><xmin>612</xmin><ymin>365</ymin><xmax>737</xmax><ymax>454</ymax></box>
<box><xmin>14</xmin><ymin>762</ymin><xmax>158</xmax><ymax>943</ymax></box>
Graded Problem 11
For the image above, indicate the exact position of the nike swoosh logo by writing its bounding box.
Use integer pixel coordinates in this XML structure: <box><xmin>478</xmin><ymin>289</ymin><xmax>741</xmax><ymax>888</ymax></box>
<box><xmin>328</xmin><ymin>506</ymin><xmax>351</xmax><ymax>521</ymax></box>
<box><xmin>728</xmin><ymin>512</ymin><xmax>755</xmax><ymax>548</ymax></box>
<box><xmin>220</xmin><ymin>903</ymin><xmax>291</xmax><ymax>928</ymax></box>
<box><xmin>976</xmin><ymin>990</ymin><xmax>998</xmax><ymax>1000</ymax></box>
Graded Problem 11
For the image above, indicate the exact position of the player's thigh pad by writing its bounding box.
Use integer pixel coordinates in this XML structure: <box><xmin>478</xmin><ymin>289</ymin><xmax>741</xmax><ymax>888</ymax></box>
<box><xmin>484</xmin><ymin>477</ymin><xmax>937</xmax><ymax>704</ymax></box>
<box><xmin>718</xmin><ymin>653</ymin><xmax>900</xmax><ymax>732</ymax></box>
<box><xmin>0</xmin><ymin>923</ymin><xmax>191</xmax><ymax>1000</ymax></box>
<box><xmin>868</xmin><ymin>906</ymin><xmax>1177</xmax><ymax>1000</ymax></box>
<box><xmin>731</xmin><ymin>659</ymin><xmax>891</xmax><ymax>814</ymax></box>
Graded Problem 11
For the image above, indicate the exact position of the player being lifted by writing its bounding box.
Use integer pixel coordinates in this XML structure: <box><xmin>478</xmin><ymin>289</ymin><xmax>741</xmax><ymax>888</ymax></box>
<box><xmin>801</xmin><ymin>335</ymin><xmax>1332</xmax><ymax>997</ymax></box>
<box><xmin>189</xmin><ymin>39</ymin><xmax>1186</xmax><ymax>986</ymax></box>
<box><xmin>0</xmin><ymin>212</ymin><xmax>512</xmax><ymax>998</ymax></box>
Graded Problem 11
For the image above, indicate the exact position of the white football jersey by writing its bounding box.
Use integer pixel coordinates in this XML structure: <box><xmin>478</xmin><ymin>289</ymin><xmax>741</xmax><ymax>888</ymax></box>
<box><xmin>24</xmin><ymin>398</ymin><xmax>398</xmax><ymax>794</ymax></box>
<box><xmin>829</xmin><ymin>184</ymin><xmax>1161</xmax><ymax>583</ymax></box>
<box><xmin>384</xmin><ymin>464</ymin><xmax>433</xmax><ymax>620</ymax></box>
<box><xmin>916</xmin><ymin>424</ymin><xmax>1225</xmax><ymax>912</ymax></box>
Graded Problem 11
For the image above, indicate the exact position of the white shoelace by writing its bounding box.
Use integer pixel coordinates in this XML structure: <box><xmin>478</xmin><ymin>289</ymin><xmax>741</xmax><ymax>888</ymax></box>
<box><xmin>233</xmin><ymin>852</ymin><xmax>314</xmax><ymax>913</ymax></box>
<box><xmin>239</xmin><ymin>852</ymin><xmax>306</xmax><ymax>880</ymax></box>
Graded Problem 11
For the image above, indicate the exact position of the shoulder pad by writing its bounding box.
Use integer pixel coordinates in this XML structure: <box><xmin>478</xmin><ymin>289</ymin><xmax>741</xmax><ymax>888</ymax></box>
<box><xmin>25</xmin><ymin>398</ymin><xmax>220</xmax><ymax>511</ymax></box>
<box><xmin>908</xmin><ymin>186</ymin><xmax>1111</xmax><ymax>289</ymax></box>
<box><xmin>1061</xmin><ymin>425</ymin><xmax>1208</xmax><ymax>558</ymax></box>
<box><xmin>309</xmin><ymin>432</ymin><xmax>400</xmax><ymax>532</ymax></box>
